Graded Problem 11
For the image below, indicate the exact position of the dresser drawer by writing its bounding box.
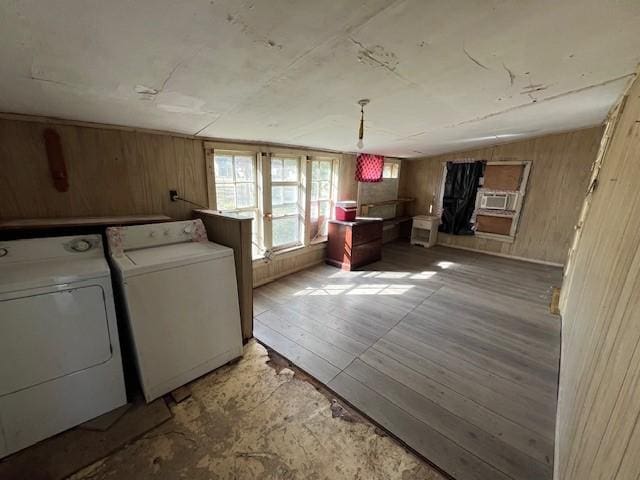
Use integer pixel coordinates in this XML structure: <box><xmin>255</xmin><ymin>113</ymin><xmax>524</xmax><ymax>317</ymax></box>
<box><xmin>351</xmin><ymin>239</ymin><xmax>382</xmax><ymax>267</ymax></box>
<box><xmin>352</xmin><ymin>221</ymin><xmax>383</xmax><ymax>246</ymax></box>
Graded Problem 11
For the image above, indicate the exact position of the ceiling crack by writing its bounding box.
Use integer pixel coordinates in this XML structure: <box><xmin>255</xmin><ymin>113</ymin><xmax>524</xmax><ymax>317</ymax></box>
<box><xmin>448</xmin><ymin>73</ymin><xmax>634</xmax><ymax>127</ymax></box>
<box><xmin>194</xmin><ymin>116</ymin><xmax>222</xmax><ymax>136</ymax></box>
<box><xmin>397</xmin><ymin>72</ymin><xmax>636</xmax><ymax>140</ymax></box>
<box><xmin>192</xmin><ymin>0</ymin><xmax>408</xmax><ymax>135</ymax></box>
<box><xmin>349</xmin><ymin>37</ymin><xmax>395</xmax><ymax>72</ymax></box>
<box><xmin>157</xmin><ymin>44</ymin><xmax>207</xmax><ymax>94</ymax></box>
<box><xmin>503</xmin><ymin>63</ymin><xmax>516</xmax><ymax>86</ymax></box>
<box><xmin>349</xmin><ymin>36</ymin><xmax>419</xmax><ymax>88</ymax></box>
<box><xmin>159</xmin><ymin>62</ymin><xmax>182</xmax><ymax>92</ymax></box>
<box><xmin>462</xmin><ymin>43</ymin><xmax>489</xmax><ymax>70</ymax></box>
<box><xmin>28</xmin><ymin>75</ymin><xmax>74</xmax><ymax>88</ymax></box>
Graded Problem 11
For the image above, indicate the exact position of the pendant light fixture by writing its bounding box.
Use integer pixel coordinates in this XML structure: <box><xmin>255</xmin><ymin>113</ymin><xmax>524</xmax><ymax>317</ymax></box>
<box><xmin>357</xmin><ymin>99</ymin><xmax>370</xmax><ymax>149</ymax></box>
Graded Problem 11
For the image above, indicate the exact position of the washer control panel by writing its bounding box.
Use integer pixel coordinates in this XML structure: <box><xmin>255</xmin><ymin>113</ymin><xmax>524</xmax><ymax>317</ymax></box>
<box><xmin>106</xmin><ymin>220</ymin><xmax>207</xmax><ymax>256</ymax></box>
<box><xmin>69</xmin><ymin>239</ymin><xmax>93</xmax><ymax>252</ymax></box>
<box><xmin>0</xmin><ymin>235</ymin><xmax>103</xmax><ymax>263</ymax></box>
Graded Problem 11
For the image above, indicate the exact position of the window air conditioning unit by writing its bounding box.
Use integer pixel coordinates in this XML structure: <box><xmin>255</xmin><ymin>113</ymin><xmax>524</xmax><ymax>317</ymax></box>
<box><xmin>480</xmin><ymin>192</ymin><xmax>518</xmax><ymax>211</ymax></box>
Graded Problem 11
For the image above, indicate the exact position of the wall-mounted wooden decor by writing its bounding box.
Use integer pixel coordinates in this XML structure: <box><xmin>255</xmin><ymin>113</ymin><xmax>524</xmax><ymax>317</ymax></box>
<box><xmin>43</xmin><ymin>128</ymin><xmax>68</xmax><ymax>192</ymax></box>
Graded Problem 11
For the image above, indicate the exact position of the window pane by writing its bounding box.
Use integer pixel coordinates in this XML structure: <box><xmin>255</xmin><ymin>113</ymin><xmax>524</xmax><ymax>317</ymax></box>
<box><xmin>319</xmin><ymin>181</ymin><xmax>330</xmax><ymax>200</ymax></box>
<box><xmin>236</xmin><ymin>183</ymin><xmax>256</xmax><ymax>208</ymax></box>
<box><xmin>273</xmin><ymin>216</ymin><xmax>298</xmax><ymax>246</ymax></box>
<box><xmin>311</xmin><ymin>201</ymin><xmax>329</xmax><ymax>239</ymax></box>
<box><xmin>392</xmin><ymin>163</ymin><xmax>399</xmax><ymax>178</ymax></box>
<box><xmin>237</xmin><ymin>210</ymin><xmax>259</xmax><ymax>257</ymax></box>
<box><xmin>272</xmin><ymin>186</ymin><xmax>283</xmax><ymax>205</ymax></box>
<box><xmin>283</xmin><ymin>159</ymin><xmax>298</xmax><ymax>181</ymax></box>
<box><xmin>214</xmin><ymin>155</ymin><xmax>234</xmax><ymax>183</ymax></box>
<box><xmin>273</xmin><ymin>204</ymin><xmax>298</xmax><ymax>216</ymax></box>
<box><xmin>383</xmin><ymin>163</ymin><xmax>392</xmax><ymax>178</ymax></box>
<box><xmin>318</xmin><ymin>202</ymin><xmax>330</xmax><ymax>236</ymax></box>
<box><xmin>311</xmin><ymin>181</ymin><xmax>319</xmax><ymax>201</ymax></box>
<box><xmin>235</xmin><ymin>156</ymin><xmax>254</xmax><ymax>182</ymax></box>
<box><xmin>319</xmin><ymin>219</ymin><xmax>328</xmax><ymax>236</ymax></box>
<box><xmin>271</xmin><ymin>158</ymin><xmax>283</xmax><ymax>182</ymax></box>
<box><xmin>216</xmin><ymin>184</ymin><xmax>236</xmax><ymax>210</ymax></box>
<box><xmin>282</xmin><ymin>185</ymin><xmax>297</xmax><ymax>204</ymax></box>
<box><xmin>319</xmin><ymin>161</ymin><xmax>331</xmax><ymax>181</ymax></box>
<box><xmin>319</xmin><ymin>200</ymin><xmax>330</xmax><ymax>217</ymax></box>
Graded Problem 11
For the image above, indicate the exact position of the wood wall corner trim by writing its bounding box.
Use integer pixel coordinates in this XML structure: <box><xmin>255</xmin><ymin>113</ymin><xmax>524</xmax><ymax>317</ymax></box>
<box><xmin>204</xmin><ymin>145</ymin><xmax>216</xmax><ymax>210</ymax></box>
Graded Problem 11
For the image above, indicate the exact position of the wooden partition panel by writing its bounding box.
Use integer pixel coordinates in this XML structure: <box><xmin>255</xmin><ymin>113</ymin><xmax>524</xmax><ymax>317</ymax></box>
<box><xmin>555</xmin><ymin>75</ymin><xmax>640</xmax><ymax>480</ymax></box>
<box><xmin>194</xmin><ymin>210</ymin><xmax>254</xmax><ymax>342</ymax></box>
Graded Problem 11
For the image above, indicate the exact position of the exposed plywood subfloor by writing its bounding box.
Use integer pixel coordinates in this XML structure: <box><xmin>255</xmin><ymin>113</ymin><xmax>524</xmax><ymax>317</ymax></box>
<box><xmin>254</xmin><ymin>243</ymin><xmax>562</xmax><ymax>480</ymax></box>
<box><xmin>16</xmin><ymin>341</ymin><xmax>440</xmax><ymax>480</ymax></box>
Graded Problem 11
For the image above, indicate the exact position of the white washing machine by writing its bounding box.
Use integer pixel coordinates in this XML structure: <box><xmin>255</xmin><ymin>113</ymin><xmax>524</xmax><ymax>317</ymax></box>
<box><xmin>107</xmin><ymin>219</ymin><xmax>243</xmax><ymax>403</ymax></box>
<box><xmin>0</xmin><ymin>235</ymin><xmax>126</xmax><ymax>459</ymax></box>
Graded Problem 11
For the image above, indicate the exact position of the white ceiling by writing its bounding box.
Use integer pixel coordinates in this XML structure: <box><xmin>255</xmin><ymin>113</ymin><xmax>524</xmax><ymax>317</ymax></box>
<box><xmin>1</xmin><ymin>0</ymin><xmax>638</xmax><ymax>157</ymax></box>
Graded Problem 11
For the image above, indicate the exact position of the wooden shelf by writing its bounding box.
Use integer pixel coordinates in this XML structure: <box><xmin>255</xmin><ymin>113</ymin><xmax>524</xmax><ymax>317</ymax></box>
<box><xmin>0</xmin><ymin>215</ymin><xmax>172</xmax><ymax>231</ymax></box>
<box><xmin>382</xmin><ymin>215</ymin><xmax>412</xmax><ymax>226</ymax></box>
<box><xmin>361</xmin><ymin>197</ymin><xmax>415</xmax><ymax>208</ymax></box>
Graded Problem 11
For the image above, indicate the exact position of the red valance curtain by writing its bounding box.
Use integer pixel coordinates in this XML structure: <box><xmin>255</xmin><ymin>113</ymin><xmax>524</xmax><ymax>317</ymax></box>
<box><xmin>355</xmin><ymin>154</ymin><xmax>384</xmax><ymax>182</ymax></box>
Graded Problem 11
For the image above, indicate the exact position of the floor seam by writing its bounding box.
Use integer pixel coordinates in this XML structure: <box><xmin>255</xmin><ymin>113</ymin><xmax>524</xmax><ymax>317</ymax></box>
<box><xmin>344</xmin><ymin>284</ymin><xmax>446</xmax><ymax>378</ymax></box>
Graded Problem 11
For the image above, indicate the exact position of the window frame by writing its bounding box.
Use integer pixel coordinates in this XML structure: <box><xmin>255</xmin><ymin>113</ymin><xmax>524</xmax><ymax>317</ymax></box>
<box><xmin>473</xmin><ymin>160</ymin><xmax>531</xmax><ymax>242</ymax></box>
<box><xmin>206</xmin><ymin>144</ymin><xmax>339</xmax><ymax>260</ymax></box>
<box><xmin>206</xmin><ymin>147</ymin><xmax>263</xmax><ymax>258</ymax></box>
<box><xmin>382</xmin><ymin>161</ymin><xmax>399</xmax><ymax>179</ymax></box>
<box><xmin>269</xmin><ymin>154</ymin><xmax>304</xmax><ymax>251</ymax></box>
<box><xmin>208</xmin><ymin>149</ymin><xmax>258</xmax><ymax>213</ymax></box>
<box><xmin>309</xmin><ymin>158</ymin><xmax>334</xmax><ymax>243</ymax></box>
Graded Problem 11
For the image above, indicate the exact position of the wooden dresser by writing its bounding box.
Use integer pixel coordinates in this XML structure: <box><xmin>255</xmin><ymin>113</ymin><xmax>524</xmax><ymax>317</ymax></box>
<box><xmin>326</xmin><ymin>218</ymin><xmax>383</xmax><ymax>271</ymax></box>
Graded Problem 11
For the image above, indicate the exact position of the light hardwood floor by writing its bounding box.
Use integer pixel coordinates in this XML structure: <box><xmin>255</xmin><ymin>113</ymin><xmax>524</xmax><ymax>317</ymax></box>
<box><xmin>253</xmin><ymin>243</ymin><xmax>561</xmax><ymax>480</ymax></box>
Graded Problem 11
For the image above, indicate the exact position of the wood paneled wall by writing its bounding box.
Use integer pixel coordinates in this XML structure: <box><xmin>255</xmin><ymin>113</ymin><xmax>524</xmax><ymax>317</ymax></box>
<box><xmin>0</xmin><ymin>118</ymin><xmax>208</xmax><ymax>220</ymax></box>
<box><xmin>338</xmin><ymin>154</ymin><xmax>358</xmax><ymax>201</ymax></box>
<box><xmin>253</xmin><ymin>243</ymin><xmax>326</xmax><ymax>287</ymax></box>
<box><xmin>0</xmin><ymin>117</ymin><xmax>357</xmax><ymax>222</ymax></box>
<box><xmin>399</xmin><ymin>127</ymin><xmax>603</xmax><ymax>265</ymax></box>
<box><xmin>555</xmin><ymin>74</ymin><xmax>640</xmax><ymax>480</ymax></box>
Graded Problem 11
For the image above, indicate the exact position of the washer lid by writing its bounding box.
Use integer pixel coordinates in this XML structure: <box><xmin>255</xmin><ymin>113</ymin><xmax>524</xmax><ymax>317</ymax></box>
<box><xmin>111</xmin><ymin>241</ymin><xmax>233</xmax><ymax>277</ymax></box>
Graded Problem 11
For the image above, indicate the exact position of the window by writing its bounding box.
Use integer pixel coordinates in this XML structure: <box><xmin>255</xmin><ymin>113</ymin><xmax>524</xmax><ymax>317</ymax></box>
<box><xmin>271</xmin><ymin>156</ymin><xmax>302</xmax><ymax>248</ymax></box>
<box><xmin>473</xmin><ymin>161</ymin><xmax>531</xmax><ymax>241</ymax></box>
<box><xmin>208</xmin><ymin>144</ymin><xmax>338</xmax><ymax>259</ymax></box>
<box><xmin>213</xmin><ymin>153</ymin><xmax>257</xmax><ymax>211</ymax></box>
<box><xmin>213</xmin><ymin>152</ymin><xmax>260</xmax><ymax>256</ymax></box>
<box><xmin>383</xmin><ymin>161</ymin><xmax>399</xmax><ymax>179</ymax></box>
<box><xmin>310</xmin><ymin>159</ymin><xmax>333</xmax><ymax>241</ymax></box>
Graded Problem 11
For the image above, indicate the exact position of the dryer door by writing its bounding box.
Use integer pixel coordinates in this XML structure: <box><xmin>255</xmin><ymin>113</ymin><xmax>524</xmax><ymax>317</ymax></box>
<box><xmin>0</xmin><ymin>285</ymin><xmax>112</xmax><ymax>396</ymax></box>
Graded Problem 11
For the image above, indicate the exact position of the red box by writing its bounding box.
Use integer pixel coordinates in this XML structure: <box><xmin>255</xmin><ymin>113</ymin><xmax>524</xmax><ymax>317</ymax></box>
<box><xmin>335</xmin><ymin>201</ymin><xmax>357</xmax><ymax>221</ymax></box>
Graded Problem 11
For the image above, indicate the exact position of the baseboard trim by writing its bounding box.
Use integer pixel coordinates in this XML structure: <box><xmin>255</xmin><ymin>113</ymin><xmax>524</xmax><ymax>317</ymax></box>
<box><xmin>252</xmin><ymin>256</ymin><xmax>325</xmax><ymax>288</ymax></box>
<box><xmin>437</xmin><ymin>242</ymin><xmax>565</xmax><ymax>268</ymax></box>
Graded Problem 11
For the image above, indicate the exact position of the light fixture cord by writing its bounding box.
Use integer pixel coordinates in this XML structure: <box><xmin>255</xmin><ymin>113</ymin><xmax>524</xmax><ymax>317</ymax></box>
<box><xmin>359</xmin><ymin>104</ymin><xmax>364</xmax><ymax>140</ymax></box>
